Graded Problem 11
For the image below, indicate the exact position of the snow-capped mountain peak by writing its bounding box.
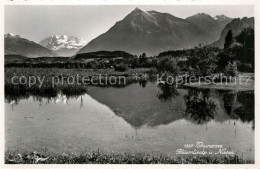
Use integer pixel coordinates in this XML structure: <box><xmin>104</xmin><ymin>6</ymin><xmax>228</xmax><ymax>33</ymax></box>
<box><xmin>40</xmin><ymin>35</ymin><xmax>86</xmax><ymax>50</ymax></box>
<box><xmin>39</xmin><ymin>35</ymin><xmax>87</xmax><ymax>56</ymax></box>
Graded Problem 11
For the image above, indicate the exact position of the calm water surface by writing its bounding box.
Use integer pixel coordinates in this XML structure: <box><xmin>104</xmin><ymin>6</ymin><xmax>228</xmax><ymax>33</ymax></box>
<box><xmin>5</xmin><ymin>82</ymin><xmax>254</xmax><ymax>160</ymax></box>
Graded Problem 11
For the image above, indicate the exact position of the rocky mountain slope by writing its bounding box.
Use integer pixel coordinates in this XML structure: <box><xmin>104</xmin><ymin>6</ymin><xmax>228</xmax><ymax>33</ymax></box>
<box><xmin>5</xmin><ymin>33</ymin><xmax>57</xmax><ymax>58</ymax></box>
<box><xmin>186</xmin><ymin>13</ymin><xmax>232</xmax><ymax>42</ymax></box>
<box><xmin>78</xmin><ymin>8</ymin><xmax>232</xmax><ymax>56</ymax></box>
<box><xmin>211</xmin><ymin>17</ymin><xmax>254</xmax><ymax>48</ymax></box>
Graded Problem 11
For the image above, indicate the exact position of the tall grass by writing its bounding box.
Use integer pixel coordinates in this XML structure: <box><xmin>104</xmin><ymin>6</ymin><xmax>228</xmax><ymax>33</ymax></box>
<box><xmin>5</xmin><ymin>150</ymin><xmax>252</xmax><ymax>164</ymax></box>
<box><xmin>5</xmin><ymin>68</ymin><xmax>150</xmax><ymax>94</ymax></box>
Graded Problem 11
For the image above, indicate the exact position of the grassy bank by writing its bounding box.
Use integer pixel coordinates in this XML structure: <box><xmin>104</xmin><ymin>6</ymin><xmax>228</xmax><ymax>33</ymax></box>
<box><xmin>5</xmin><ymin>68</ymin><xmax>150</xmax><ymax>95</ymax></box>
<box><xmin>182</xmin><ymin>73</ymin><xmax>254</xmax><ymax>91</ymax></box>
<box><xmin>5</xmin><ymin>151</ymin><xmax>252</xmax><ymax>164</ymax></box>
<box><xmin>5</xmin><ymin>67</ymin><xmax>150</xmax><ymax>77</ymax></box>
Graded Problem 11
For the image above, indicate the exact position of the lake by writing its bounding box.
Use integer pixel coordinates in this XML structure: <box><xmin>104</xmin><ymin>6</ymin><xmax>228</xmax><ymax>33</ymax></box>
<box><xmin>5</xmin><ymin>82</ymin><xmax>254</xmax><ymax>160</ymax></box>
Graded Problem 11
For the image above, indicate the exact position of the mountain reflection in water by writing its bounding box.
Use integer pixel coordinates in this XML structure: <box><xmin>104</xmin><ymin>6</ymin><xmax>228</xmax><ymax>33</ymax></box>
<box><xmin>5</xmin><ymin>81</ymin><xmax>254</xmax><ymax>129</ymax></box>
<box><xmin>5</xmin><ymin>81</ymin><xmax>254</xmax><ymax>160</ymax></box>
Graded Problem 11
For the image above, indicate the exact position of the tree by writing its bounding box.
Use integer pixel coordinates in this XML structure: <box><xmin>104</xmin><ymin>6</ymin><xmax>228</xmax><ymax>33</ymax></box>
<box><xmin>217</xmin><ymin>49</ymin><xmax>235</xmax><ymax>72</ymax></box>
<box><xmin>157</xmin><ymin>56</ymin><xmax>179</xmax><ymax>74</ymax></box>
<box><xmin>186</xmin><ymin>46</ymin><xmax>219</xmax><ymax>77</ymax></box>
<box><xmin>224</xmin><ymin>30</ymin><xmax>234</xmax><ymax>49</ymax></box>
<box><xmin>140</xmin><ymin>53</ymin><xmax>147</xmax><ymax>59</ymax></box>
<box><xmin>132</xmin><ymin>57</ymin><xmax>139</xmax><ymax>68</ymax></box>
<box><xmin>184</xmin><ymin>89</ymin><xmax>216</xmax><ymax>125</ymax></box>
<box><xmin>218</xmin><ymin>28</ymin><xmax>255</xmax><ymax>73</ymax></box>
<box><xmin>139</xmin><ymin>53</ymin><xmax>148</xmax><ymax>67</ymax></box>
<box><xmin>235</xmin><ymin>28</ymin><xmax>254</xmax><ymax>48</ymax></box>
<box><xmin>235</xmin><ymin>28</ymin><xmax>255</xmax><ymax>72</ymax></box>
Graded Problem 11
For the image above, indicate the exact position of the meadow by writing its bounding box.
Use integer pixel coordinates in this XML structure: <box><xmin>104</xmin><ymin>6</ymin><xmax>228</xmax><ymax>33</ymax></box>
<box><xmin>5</xmin><ymin>67</ymin><xmax>150</xmax><ymax>96</ymax></box>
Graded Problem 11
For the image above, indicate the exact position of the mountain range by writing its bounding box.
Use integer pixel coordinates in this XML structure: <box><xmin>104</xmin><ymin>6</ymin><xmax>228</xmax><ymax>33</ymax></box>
<box><xmin>39</xmin><ymin>35</ymin><xmax>86</xmax><ymax>56</ymax></box>
<box><xmin>78</xmin><ymin>8</ymin><xmax>233</xmax><ymax>56</ymax></box>
<box><xmin>4</xmin><ymin>33</ymin><xmax>57</xmax><ymax>58</ymax></box>
<box><xmin>5</xmin><ymin>8</ymin><xmax>254</xmax><ymax>58</ymax></box>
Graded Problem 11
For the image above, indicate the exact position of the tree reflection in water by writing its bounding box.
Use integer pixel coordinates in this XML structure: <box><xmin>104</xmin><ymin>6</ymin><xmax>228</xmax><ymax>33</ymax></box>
<box><xmin>157</xmin><ymin>84</ymin><xmax>179</xmax><ymax>102</ymax></box>
<box><xmin>219</xmin><ymin>90</ymin><xmax>254</xmax><ymax>123</ymax></box>
<box><xmin>5</xmin><ymin>81</ymin><xmax>254</xmax><ymax>129</ymax></box>
<box><xmin>138</xmin><ymin>79</ymin><xmax>148</xmax><ymax>88</ymax></box>
<box><xmin>184</xmin><ymin>89</ymin><xmax>216</xmax><ymax>125</ymax></box>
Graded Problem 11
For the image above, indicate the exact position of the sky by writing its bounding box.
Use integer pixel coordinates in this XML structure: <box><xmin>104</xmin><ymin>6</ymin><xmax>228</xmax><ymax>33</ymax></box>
<box><xmin>5</xmin><ymin>5</ymin><xmax>254</xmax><ymax>43</ymax></box>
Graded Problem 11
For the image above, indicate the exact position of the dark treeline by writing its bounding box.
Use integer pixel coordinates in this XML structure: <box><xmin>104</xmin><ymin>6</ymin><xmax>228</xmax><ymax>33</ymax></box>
<box><xmin>5</xmin><ymin>28</ymin><xmax>254</xmax><ymax>74</ymax></box>
<box><xmin>74</xmin><ymin>50</ymin><xmax>134</xmax><ymax>59</ymax></box>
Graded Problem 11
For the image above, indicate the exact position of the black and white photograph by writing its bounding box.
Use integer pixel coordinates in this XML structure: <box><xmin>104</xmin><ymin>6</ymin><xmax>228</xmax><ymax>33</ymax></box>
<box><xmin>1</xmin><ymin>0</ymin><xmax>258</xmax><ymax>167</ymax></box>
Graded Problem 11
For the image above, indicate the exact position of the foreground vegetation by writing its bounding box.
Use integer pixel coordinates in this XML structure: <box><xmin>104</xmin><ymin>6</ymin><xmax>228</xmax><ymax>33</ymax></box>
<box><xmin>183</xmin><ymin>73</ymin><xmax>254</xmax><ymax>91</ymax></box>
<box><xmin>5</xmin><ymin>151</ymin><xmax>252</xmax><ymax>164</ymax></box>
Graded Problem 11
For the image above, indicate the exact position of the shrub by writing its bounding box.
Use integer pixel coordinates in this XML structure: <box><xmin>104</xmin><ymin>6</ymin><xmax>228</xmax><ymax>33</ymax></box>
<box><xmin>224</xmin><ymin>62</ymin><xmax>238</xmax><ymax>77</ymax></box>
<box><xmin>114</xmin><ymin>63</ymin><xmax>128</xmax><ymax>72</ymax></box>
<box><xmin>157</xmin><ymin>56</ymin><xmax>179</xmax><ymax>75</ymax></box>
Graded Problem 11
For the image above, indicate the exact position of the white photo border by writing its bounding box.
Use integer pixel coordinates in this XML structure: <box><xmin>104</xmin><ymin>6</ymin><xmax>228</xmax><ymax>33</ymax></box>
<box><xmin>0</xmin><ymin>0</ymin><xmax>259</xmax><ymax>169</ymax></box>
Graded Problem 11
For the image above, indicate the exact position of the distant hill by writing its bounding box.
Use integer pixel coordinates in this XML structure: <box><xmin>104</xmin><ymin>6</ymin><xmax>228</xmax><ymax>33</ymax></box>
<box><xmin>25</xmin><ymin>57</ymin><xmax>71</xmax><ymax>63</ymax></box>
<box><xmin>39</xmin><ymin>35</ymin><xmax>86</xmax><ymax>57</ymax></box>
<box><xmin>78</xmin><ymin>8</ymin><xmax>230</xmax><ymax>56</ymax></box>
<box><xmin>74</xmin><ymin>51</ymin><xmax>134</xmax><ymax>60</ymax></box>
<box><xmin>5</xmin><ymin>33</ymin><xmax>57</xmax><ymax>58</ymax></box>
<box><xmin>211</xmin><ymin>17</ymin><xmax>254</xmax><ymax>48</ymax></box>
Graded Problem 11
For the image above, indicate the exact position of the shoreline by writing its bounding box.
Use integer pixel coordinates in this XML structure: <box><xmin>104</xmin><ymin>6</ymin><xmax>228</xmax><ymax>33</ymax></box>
<box><xmin>5</xmin><ymin>68</ymin><xmax>255</xmax><ymax>91</ymax></box>
<box><xmin>182</xmin><ymin>82</ymin><xmax>254</xmax><ymax>91</ymax></box>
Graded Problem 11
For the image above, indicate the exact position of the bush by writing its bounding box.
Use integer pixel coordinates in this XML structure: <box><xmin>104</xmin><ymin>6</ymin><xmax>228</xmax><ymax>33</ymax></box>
<box><xmin>224</xmin><ymin>62</ymin><xmax>238</xmax><ymax>77</ymax></box>
<box><xmin>157</xmin><ymin>56</ymin><xmax>179</xmax><ymax>75</ymax></box>
<box><xmin>114</xmin><ymin>63</ymin><xmax>128</xmax><ymax>72</ymax></box>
